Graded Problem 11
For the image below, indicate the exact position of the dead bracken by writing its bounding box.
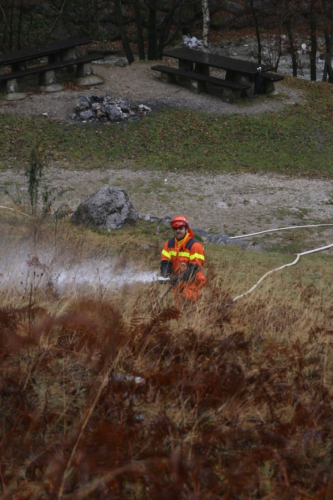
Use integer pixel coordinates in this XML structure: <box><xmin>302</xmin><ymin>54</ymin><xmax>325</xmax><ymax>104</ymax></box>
<box><xmin>1</xmin><ymin>286</ymin><xmax>333</xmax><ymax>499</ymax></box>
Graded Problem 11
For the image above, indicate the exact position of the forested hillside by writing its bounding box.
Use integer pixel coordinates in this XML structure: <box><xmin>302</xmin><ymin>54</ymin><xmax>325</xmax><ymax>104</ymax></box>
<box><xmin>1</xmin><ymin>0</ymin><xmax>332</xmax><ymax>77</ymax></box>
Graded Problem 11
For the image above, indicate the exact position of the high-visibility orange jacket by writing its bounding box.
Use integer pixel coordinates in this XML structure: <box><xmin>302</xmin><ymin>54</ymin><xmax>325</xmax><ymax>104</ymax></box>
<box><xmin>160</xmin><ymin>228</ymin><xmax>207</xmax><ymax>302</ymax></box>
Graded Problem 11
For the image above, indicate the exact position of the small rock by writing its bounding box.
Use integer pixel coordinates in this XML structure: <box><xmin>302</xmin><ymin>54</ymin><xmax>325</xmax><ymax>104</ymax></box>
<box><xmin>212</xmin><ymin>201</ymin><xmax>228</xmax><ymax>209</ymax></box>
<box><xmin>71</xmin><ymin>113</ymin><xmax>77</xmax><ymax>120</ymax></box>
<box><xmin>105</xmin><ymin>105</ymin><xmax>122</xmax><ymax>121</ymax></box>
<box><xmin>91</xmin><ymin>102</ymin><xmax>101</xmax><ymax>112</ymax></box>
<box><xmin>79</xmin><ymin>109</ymin><xmax>93</xmax><ymax>120</ymax></box>
<box><xmin>96</xmin><ymin>109</ymin><xmax>106</xmax><ymax>119</ymax></box>
<box><xmin>75</xmin><ymin>96</ymin><xmax>90</xmax><ymax>111</ymax></box>
<box><xmin>90</xmin><ymin>95</ymin><xmax>104</xmax><ymax>103</ymax></box>
<box><xmin>138</xmin><ymin>104</ymin><xmax>151</xmax><ymax>112</ymax></box>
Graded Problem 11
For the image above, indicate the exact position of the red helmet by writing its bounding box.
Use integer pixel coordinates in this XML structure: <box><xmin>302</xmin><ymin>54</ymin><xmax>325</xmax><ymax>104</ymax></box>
<box><xmin>170</xmin><ymin>215</ymin><xmax>189</xmax><ymax>228</ymax></box>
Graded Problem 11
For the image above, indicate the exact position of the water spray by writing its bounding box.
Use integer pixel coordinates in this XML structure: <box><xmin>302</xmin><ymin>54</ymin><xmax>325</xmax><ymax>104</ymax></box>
<box><xmin>2</xmin><ymin>204</ymin><xmax>333</xmax><ymax>304</ymax></box>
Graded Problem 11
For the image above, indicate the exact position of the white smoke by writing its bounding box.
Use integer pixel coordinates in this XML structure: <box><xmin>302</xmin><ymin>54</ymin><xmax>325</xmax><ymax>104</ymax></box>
<box><xmin>0</xmin><ymin>247</ymin><xmax>157</xmax><ymax>297</ymax></box>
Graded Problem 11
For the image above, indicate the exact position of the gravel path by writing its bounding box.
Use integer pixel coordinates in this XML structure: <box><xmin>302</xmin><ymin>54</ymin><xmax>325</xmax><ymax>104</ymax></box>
<box><xmin>0</xmin><ymin>60</ymin><xmax>302</xmax><ymax>121</ymax></box>
<box><xmin>2</xmin><ymin>166</ymin><xmax>333</xmax><ymax>251</ymax></box>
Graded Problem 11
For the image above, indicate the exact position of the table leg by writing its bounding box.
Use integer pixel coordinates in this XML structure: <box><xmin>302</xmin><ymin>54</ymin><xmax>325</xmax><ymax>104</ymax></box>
<box><xmin>61</xmin><ymin>48</ymin><xmax>77</xmax><ymax>73</ymax></box>
<box><xmin>263</xmin><ymin>79</ymin><xmax>275</xmax><ymax>94</ymax></box>
<box><xmin>195</xmin><ymin>63</ymin><xmax>209</xmax><ymax>76</ymax></box>
<box><xmin>39</xmin><ymin>70</ymin><xmax>63</xmax><ymax>92</ymax></box>
<box><xmin>160</xmin><ymin>71</ymin><xmax>176</xmax><ymax>84</ymax></box>
<box><xmin>226</xmin><ymin>70</ymin><xmax>254</xmax><ymax>97</ymax></box>
<box><xmin>193</xmin><ymin>63</ymin><xmax>209</xmax><ymax>93</ymax></box>
<box><xmin>3</xmin><ymin>78</ymin><xmax>26</xmax><ymax>100</ymax></box>
<box><xmin>179</xmin><ymin>59</ymin><xmax>193</xmax><ymax>71</ymax></box>
<box><xmin>76</xmin><ymin>62</ymin><xmax>103</xmax><ymax>86</ymax></box>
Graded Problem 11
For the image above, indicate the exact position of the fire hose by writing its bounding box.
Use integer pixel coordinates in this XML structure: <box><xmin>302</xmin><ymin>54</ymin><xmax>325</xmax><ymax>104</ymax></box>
<box><xmin>1</xmin><ymin>204</ymin><xmax>333</xmax><ymax>305</ymax></box>
<box><xmin>155</xmin><ymin>224</ymin><xmax>333</xmax><ymax>307</ymax></box>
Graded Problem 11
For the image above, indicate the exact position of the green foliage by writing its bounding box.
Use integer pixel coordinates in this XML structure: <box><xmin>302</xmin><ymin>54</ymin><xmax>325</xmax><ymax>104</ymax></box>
<box><xmin>25</xmin><ymin>146</ymin><xmax>44</xmax><ymax>215</ymax></box>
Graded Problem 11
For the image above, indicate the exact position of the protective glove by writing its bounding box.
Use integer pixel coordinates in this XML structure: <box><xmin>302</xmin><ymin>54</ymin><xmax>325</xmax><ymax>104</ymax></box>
<box><xmin>170</xmin><ymin>275</ymin><xmax>179</xmax><ymax>285</ymax></box>
<box><xmin>158</xmin><ymin>276</ymin><xmax>170</xmax><ymax>285</ymax></box>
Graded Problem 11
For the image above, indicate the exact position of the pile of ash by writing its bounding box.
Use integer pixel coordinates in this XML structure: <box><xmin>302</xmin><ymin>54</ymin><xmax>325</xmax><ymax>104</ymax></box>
<box><xmin>71</xmin><ymin>94</ymin><xmax>151</xmax><ymax>123</ymax></box>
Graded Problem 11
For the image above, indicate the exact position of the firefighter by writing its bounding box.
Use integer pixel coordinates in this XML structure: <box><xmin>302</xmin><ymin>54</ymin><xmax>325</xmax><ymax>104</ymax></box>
<box><xmin>159</xmin><ymin>215</ymin><xmax>207</xmax><ymax>303</ymax></box>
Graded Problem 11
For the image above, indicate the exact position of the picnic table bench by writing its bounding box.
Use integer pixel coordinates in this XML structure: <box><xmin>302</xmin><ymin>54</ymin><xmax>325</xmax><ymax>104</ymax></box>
<box><xmin>152</xmin><ymin>47</ymin><xmax>284</xmax><ymax>102</ymax></box>
<box><xmin>0</xmin><ymin>37</ymin><xmax>104</xmax><ymax>100</ymax></box>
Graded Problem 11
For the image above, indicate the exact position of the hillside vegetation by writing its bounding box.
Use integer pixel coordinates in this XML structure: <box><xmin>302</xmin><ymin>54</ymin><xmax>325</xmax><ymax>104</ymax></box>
<box><xmin>1</xmin><ymin>42</ymin><xmax>333</xmax><ymax>499</ymax></box>
<box><xmin>1</xmin><ymin>208</ymin><xmax>333</xmax><ymax>498</ymax></box>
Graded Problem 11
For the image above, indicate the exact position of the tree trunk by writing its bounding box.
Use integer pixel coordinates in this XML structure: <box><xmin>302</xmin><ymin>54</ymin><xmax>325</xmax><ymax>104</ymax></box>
<box><xmin>286</xmin><ymin>18</ymin><xmax>297</xmax><ymax>76</ymax></box>
<box><xmin>148</xmin><ymin>0</ymin><xmax>157</xmax><ymax>60</ymax></box>
<box><xmin>134</xmin><ymin>0</ymin><xmax>145</xmax><ymax>60</ymax></box>
<box><xmin>310</xmin><ymin>0</ymin><xmax>317</xmax><ymax>81</ymax></box>
<box><xmin>157</xmin><ymin>0</ymin><xmax>180</xmax><ymax>59</ymax></box>
<box><xmin>322</xmin><ymin>0</ymin><xmax>333</xmax><ymax>82</ymax></box>
<box><xmin>202</xmin><ymin>0</ymin><xmax>210</xmax><ymax>51</ymax></box>
<box><xmin>9</xmin><ymin>0</ymin><xmax>14</xmax><ymax>51</ymax></box>
<box><xmin>248</xmin><ymin>0</ymin><xmax>261</xmax><ymax>65</ymax></box>
<box><xmin>114</xmin><ymin>0</ymin><xmax>134</xmax><ymax>65</ymax></box>
<box><xmin>18</xmin><ymin>0</ymin><xmax>24</xmax><ymax>50</ymax></box>
<box><xmin>2</xmin><ymin>0</ymin><xmax>9</xmax><ymax>51</ymax></box>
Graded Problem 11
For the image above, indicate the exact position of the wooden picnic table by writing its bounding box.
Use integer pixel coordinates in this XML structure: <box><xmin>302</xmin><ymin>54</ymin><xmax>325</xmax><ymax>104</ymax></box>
<box><xmin>162</xmin><ymin>47</ymin><xmax>274</xmax><ymax>76</ymax></box>
<box><xmin>0</xmin><ymin>37</ymin><xmax>92</xmax><ymax>69</ymax></box>
<box><xmin>0</xmin><ymin>37</ymin><xmax>104</xmax><ymax>100</ymax></box>
<box><xmin>152</xmin><ymin>47</ymin><xmax>283</xmax><ymax>100</ymax></box>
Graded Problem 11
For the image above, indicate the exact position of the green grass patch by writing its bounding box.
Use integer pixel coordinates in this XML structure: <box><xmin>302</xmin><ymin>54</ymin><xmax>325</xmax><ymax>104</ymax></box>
<box><xmin>1</xmin><ymin>76</ymin><xmax>333</xmax><ymax>176</ymax></box>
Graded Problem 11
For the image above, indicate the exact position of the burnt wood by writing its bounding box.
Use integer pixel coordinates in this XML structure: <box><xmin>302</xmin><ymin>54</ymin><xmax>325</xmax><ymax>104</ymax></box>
<box><xmin>151</xmin><ymin>65</ymin><xmax>251</xmax><ymax>90</ymax></box>
<box><xmin>261</xmin><ymin>72</ymin><xmax>284</xmax><ymax>81</ymax></box>
<box><xmin>162</xmin><ymin>48</ymin><xmax>273</xmax><ymax>75</ymax></box>
<box><xmin>0</xmin><ymin>38</ymin><xmax>92</xmax><ymax>66</ymax></box>
<box><xmin>0</xmin><ymin>53</ymin><xmax>104</xmax><ymax>82</ymax></box>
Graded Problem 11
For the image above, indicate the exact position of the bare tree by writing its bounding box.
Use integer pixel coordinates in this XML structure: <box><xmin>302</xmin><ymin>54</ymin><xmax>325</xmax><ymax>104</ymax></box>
<box><xmin>114</xmin><ymin>0</ymin><xmax>135</xmax><ymax>64</ymax></box>
<box><xmin>134</xmin><ymin>0</ymin><xmax>145</xmax><ymax>60</ymax></box>
<box><xmin>147</xmin><ymin>0</ymin><xmax>157</xmax><ymax>60</ymax></box>
<box><xmin>157</xmin><ymin>0</ymin><xmax>182</xmax><ymax>59</ymax></box>
<box><xmin>310</xmin><ymin>0</ymin><xmax>317</xmax><ymax>81</ymax></box>
<box><xmin>247</xmin><ymin>0</ymin><xmax>261</xmax><ymax>65</ymax></box>
<box><xmin>202</xmin><ymin>0</ymin><xmax>210</xmax><ymax>50</ymax></box>
<box><xmin>285</xmin><ymin>0</ymin><xmax>298</xmax><ymax>77</ymax></box>
<box><xmin>321</xmin><ymin>0</ymin><xmax>333</xmax><ymax>82</ymax></box>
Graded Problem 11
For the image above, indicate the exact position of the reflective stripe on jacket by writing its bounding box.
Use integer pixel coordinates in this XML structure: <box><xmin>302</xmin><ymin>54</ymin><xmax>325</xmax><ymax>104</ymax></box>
<box><xmin>161</xmin><ymin>230</ymin><xmax>207</xmax><ymax>302</ymax></box>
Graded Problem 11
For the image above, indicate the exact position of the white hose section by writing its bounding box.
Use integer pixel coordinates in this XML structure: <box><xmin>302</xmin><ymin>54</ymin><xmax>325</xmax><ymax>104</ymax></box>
<box><xmin>233</xmin><ymin>242</ymin><xmax>333</xmax><ymax>301</ymax></box>
<box><xmin>0</xmin><ymin>205</ymin><xmax>31</xmax><ymax>218</ymax></box>
<box><xmin>229</xmin><ymin>224</ymin><xmax>333</xmax><ymax>240</ymax></box>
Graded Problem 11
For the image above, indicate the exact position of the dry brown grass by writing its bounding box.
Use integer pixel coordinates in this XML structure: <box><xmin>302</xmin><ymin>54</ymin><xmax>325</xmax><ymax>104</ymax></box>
<box><xmin>1</xmin><ymin>211</ymin><xmax>333</xmax><ymax>499</ymax></box>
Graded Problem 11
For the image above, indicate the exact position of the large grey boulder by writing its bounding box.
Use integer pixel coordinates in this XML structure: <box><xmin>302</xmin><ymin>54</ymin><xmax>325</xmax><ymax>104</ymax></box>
<box><xmin>71</xmin><ymin>186</ymin><xmax>138</xmax><ymax>229</ymax></box>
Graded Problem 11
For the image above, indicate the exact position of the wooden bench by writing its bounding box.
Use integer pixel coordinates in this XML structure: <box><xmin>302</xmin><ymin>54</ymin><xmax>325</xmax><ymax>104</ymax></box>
<box><xmin>0</xmin><ymin>38</ymin><xmax>104</xmax><ymax>100</ymax></box>
<box><xmin>151</xmin><ymin>64</ymin><xmax>251</xmax><ymax>102</ymax></box>
<box><xmin>0</xmin><ymin>52</ymin><xmax>104</xmax><ymax>85</ymax></box>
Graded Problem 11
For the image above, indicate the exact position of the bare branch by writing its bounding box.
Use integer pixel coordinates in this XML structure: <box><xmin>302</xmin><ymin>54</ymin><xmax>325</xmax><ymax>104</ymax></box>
<box><xmin>48</xmin><ymin>0</ymin><xmax>68</xmax><ymax>36</ymax></box>
<box><xmin>0</xmin><ymin>2</ymin><xmax>11</xmax><ymax>34</ymax></box>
